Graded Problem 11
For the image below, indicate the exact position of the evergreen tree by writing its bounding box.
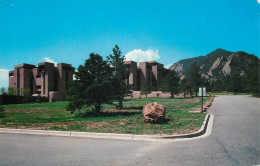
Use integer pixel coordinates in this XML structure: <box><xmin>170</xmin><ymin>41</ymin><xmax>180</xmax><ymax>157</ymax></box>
<box><xmin>66</xmin><ymin>53</ymin><xmax>113</xmax><ymax>114</ymax></box>
<box><xmin>179</xmin><ymin>78</ymin><xmax>189</xmax><ymax>98</ymax></box>
<box><xmin>222</xmin><ymin>75</ymin><xmax>232</xmax><ymax>92</ymax></box>
<box><xmin>0</xmin><ymin>87</ymin><xmax>7</xmax><ymax>95</ymax></box>
<box><xmin>230</xmin><ymin>71</ymin><xmax>243</xmax><ymax>94</ymax></box>
<box><xmin>188</xmin><ymin>62</ymin><xmax>201</xmax><ymax>97</ymax></box>
<box><xmin>159</xmin><ymin>70</ymin><xmax>180</xmax><ymax>98</ymax></box>
<box><xmin>107</xmin><ymin>45</ymin><xmax>132</xmax><ymax>109</ymax></box>
<box><xmin>243</xmin><ymin>59</ymin><xmax>260</xmax><ymax>96</ymax></box>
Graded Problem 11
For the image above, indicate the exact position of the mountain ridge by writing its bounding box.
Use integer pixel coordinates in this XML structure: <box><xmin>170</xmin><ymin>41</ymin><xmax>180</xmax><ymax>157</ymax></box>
<box><xmin>169</xmin><ymin>48</ymin><xmax>259</xmax><ymax>81</ymax></box>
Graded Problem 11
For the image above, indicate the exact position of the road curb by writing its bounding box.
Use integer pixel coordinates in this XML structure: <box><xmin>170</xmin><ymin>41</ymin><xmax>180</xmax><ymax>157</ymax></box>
<box><xmin>158</xmin><ymin>113</ymin><xmax>210</xmax><ymax>139</ymax></box>
<box><xmin>0</xmin><ymin>113</ymin><xmax>212</xmax><ymax>141</ymax></box>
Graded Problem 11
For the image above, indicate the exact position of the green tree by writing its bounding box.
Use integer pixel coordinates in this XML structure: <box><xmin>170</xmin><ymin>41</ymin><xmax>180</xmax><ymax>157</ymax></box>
<box><xmin>230</xmin><ymin>71</ymin><xmax>243</xmax><ymax>94</ymax></box>
<box><xmin>222</xmin><ymin>75</ymin><xmax>232</xmax><ymax>92</ymax></box>
<box><xmin>107</xmin><ymin>45</ymin><xmax>132</xmax><ymax>109</ymax></box>
<box><xmin>210</xmin><ymin>77</ymin><xmax>224</xmax><ymax>92</ymax></box>
<box><xmin>66</xmin><ymin>53</ymin><xmax>113</xmax><ymax>114</ymax></box>
<box><xmin>8</xmin><ymin>87</ymin><xmax>18</xmax><ymax>96</ymax></box>
<box><xmin>159</xmin><ymin>70</ymin><xmax>180</xmax><ymax>98</ymax></box>
<box><xmin>20</xmin><ymin>87</ymin><xmax>31</xmax><ymax>103</ymax></box>
<box><xmin>243</xmin><ymin>58</ymin><xmax>260</xmax><ymax>96</ymax></box>
<box><xmin>179</xmin><ymin>78</ymin><xmax>189</xmax><ymax>98</ymax></box>
<box><xmin>20</xmin><ymin>87</ymin><xmax>31</xmax><ymax>96</ymax></box>
<box><xmin>140</xmin><ymin>83</ymin><xmax>151</xmax><ymax>98</ymax></box>
<box><xmin>188</xmin><ymin>62</ymin><xmax>201</xmax><ymax>97</ymax></box>
<box><xmin>0</xmin><ymin>87</ymin><xmax>7</xmax><ymax>95</ymax></box>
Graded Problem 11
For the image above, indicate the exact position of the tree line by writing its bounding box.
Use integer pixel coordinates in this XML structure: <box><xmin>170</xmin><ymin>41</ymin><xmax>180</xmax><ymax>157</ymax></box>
<box><xmin>1</xmin><ymin>45</ymin><xmax>258</xmax><ymax>115</ymax></box>
<box><xmin>66</xmin><ymin>45</ymin><xmax>207</xmax><ymax>115</ymax></box>
<box><xmin>159</xmin><ymin>61</ymin><xmax>259</xmax><ymax>98</ymax></box>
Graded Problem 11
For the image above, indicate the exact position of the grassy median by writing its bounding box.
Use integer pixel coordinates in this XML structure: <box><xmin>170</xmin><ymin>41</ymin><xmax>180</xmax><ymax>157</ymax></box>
<box><xmin>0</xmin><ymin>97</ymin><xmax>212</xmax><ymax>135</ymax></box>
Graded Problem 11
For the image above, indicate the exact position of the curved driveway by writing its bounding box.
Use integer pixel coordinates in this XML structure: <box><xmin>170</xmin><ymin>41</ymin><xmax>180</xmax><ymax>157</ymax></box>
<box><xmin>0</xmin><ymin>95</ymin><xmax>259</xmax><ymax>166</ymax></box>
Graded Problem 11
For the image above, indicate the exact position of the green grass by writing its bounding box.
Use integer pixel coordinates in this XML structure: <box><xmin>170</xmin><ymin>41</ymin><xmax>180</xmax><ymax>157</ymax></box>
<box><xmin>210</xmin><ymin>91</ymin><xmax>253</xmax><ymax>96</ymax></box>
<box><xmin>0</xmin><ymin>97</ymin><xmax>212</xmax><ymax>135</ymax></box>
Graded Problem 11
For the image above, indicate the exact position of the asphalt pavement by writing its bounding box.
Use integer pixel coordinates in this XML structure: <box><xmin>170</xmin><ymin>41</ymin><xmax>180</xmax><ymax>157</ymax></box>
<box><xmin>0</xmin><ymin>95</ymin><xmax>259</xmax><ymax>166</ymax></box>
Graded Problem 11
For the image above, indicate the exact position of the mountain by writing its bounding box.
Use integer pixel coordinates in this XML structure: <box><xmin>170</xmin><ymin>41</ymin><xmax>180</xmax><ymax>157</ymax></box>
<box><xmin>169</xmin><ymin>48</ymin><xmax>259</xmax><ymax>81</ymax></box>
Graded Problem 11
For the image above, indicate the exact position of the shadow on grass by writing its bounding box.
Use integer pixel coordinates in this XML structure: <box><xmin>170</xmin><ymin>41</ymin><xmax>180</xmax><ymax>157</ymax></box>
<box><xmin>75</xmin><ymin>110</ymin><xmax>141</xmax><ymax>118</ymax></box>
<box><xmin>144</xmin><ymin>118</ymin><xmax>171</xmax><ymax>124</ymax></box>
<box><xmin>123</xmin><ymin>106</ymin><xmax>143</xmax><ymax>110</ymax></box>
<box><xmin>164</xmin><ymin>118</ymin><xmax>171</xmax><ymax>123</ymax></box>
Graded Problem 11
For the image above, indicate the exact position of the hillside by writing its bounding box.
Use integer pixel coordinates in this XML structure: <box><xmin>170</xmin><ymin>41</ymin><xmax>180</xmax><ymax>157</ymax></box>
<box><xmin>169</xmin><ymin>48</ymin><xmax>259</xmax><ymax>81</ymax></box>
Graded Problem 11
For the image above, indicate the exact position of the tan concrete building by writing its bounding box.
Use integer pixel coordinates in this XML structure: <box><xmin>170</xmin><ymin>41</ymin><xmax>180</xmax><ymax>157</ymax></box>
<box><xmin>124</xmin><ymin>61</ymin><xmax>169</xmax><ymax>91</ymax></box>
<box><xmin>9</xmin><ymin>62</ymin><xmax>75</xmax><ymax>101</ymax></box>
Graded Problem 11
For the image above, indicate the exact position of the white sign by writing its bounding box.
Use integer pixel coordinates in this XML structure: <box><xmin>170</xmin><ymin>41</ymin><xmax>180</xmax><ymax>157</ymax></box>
<box><xmin>199</xmin><ymin>87</ymin><xmax>206</xmax><ymax>97</ymax></box>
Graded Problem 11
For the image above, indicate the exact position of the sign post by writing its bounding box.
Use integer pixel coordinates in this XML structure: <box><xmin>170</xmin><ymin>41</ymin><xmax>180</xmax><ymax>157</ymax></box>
<box><xmin>199</xmin><ymin>87</ymin><xmax>206</xmax><ymax>113</ymax></box>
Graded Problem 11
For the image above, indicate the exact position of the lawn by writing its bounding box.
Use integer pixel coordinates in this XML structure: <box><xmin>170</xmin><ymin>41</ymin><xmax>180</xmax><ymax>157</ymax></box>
<box><xmin>210</xmin><ymin>91</ymin><xmax>253</xmax><ymax>96</ymax></box>
<box><xmin>0</xmin><ymin>97</ymin><xmax>212</xmax><ymax>135</ymax></box>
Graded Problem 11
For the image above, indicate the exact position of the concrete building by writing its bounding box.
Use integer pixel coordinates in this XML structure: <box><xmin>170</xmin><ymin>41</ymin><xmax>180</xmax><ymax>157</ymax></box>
<box><xmin>9</xmin><ymin>62</ymin><xmax>75</xmax><ymax>101</ymax></box>
<box><xmin>124</xmin><ymin>61</ymin><xmax>169</xmax><ymax>91</ymax></box>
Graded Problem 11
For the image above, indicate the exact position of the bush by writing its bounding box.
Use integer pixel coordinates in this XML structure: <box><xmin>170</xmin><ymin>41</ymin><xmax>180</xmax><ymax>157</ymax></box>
<box><xmin>8</xmin><ymin>87</ymin><xmax>19</xmax><ymax>96</ymax></box>
<box><xmin>22</xmin><ymin>96</ymin><xmax>30</xmax><ymax>103</ymax></box>
<box><xmin>35</xmin><ymin>95</ymin><xmax>41</xmax><ymax>103</ymax></box>
<box><xmin>0</xmin><ymin>105</ymin><xmax>4</xmax><ymax>118</ymax></box>
<box><xmin>0</xmin><ymin>94</ymin><xmax>48</xmax><ymax>105</ymax></box>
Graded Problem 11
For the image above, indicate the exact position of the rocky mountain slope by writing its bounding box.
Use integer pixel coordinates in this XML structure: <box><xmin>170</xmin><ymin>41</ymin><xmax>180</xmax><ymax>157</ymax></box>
<box><xmin>169</xmin><ymin>48</ymin><xmax>259</xmax><ymax>81</ymax></box>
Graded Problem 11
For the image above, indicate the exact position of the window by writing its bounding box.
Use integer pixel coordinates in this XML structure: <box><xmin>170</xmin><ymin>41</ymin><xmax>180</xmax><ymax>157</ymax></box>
<box><xmin>9</xmin><ymin>73</ymin><xmax>13</xmax><ymax>77</ymax></box>
<box><xmin>36</xmin><ymin>85</ymin><xmax>41</xmax><ymax>89</ymax></box>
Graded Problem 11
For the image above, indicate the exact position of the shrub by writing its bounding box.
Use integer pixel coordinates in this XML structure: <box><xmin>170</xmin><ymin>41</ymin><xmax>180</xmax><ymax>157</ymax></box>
<box><xmin>8</xmin><ymin>87</ymin><xmax>19</xmax><ymax>96</ymax></box>
<box><xmin>35</xmin><ymin>95</ymin><xmax>41</xmax><ymax>103</ymax></box>
<box><xmin>0</xmin><ymin>105</ymin><xmax>5</xmax><ymax>118</ymax></box>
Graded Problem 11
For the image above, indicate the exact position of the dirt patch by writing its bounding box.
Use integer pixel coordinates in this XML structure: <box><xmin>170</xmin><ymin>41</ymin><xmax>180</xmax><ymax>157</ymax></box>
<box><xmin>102</xmin><ymin>109</ymin><xmax>139</xmax><ymax>113</ymax></box>
<box><xmin>191</xmin><ymin>107</ymin><xmax>201</xmax><ymax>112</ymax></box>
<box><xmin>10</xmin><ymin>119</ymin><xmax>131</xmax><ymax>130</ymax></box>
<box><xmin>5</xmin><ymin>107</ymin><xmax>50</xmax><ymax>113</ymax></box>
<box><xmin>167</xmin><ymin>100</ymin><xmax>191</xmax><ymax>107</ymax></box>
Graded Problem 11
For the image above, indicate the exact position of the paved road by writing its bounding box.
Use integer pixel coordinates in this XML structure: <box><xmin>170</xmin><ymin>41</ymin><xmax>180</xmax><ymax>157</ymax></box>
<box><xmin>0</xmin><ymin>95</ymin><xmax>259</xmax><ymax>166</ymax></box>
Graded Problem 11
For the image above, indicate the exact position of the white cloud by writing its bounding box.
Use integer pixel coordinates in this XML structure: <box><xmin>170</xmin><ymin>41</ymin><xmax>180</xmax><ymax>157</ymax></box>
<box><xmin>0</xmin><ymin>68</ymin><xmax>10</xmax><ymax>89</ymax></box>
<box><xmin>258</xmin><ymin>0</ymin><xmax>260</xmax><ymax>4</ymax></box>
<box><xmin>43</xmin><ymin>57</ymin><xmax>57</xmax><ymax>66</ymax></box>
<box><xmin>125</xmin><ymin>49</ymin><xmax>160</xmax><ymax>63</ymax></box>
<box><xmin>165</xmin><ymin>63</ymin><xmax>173</xmax><ymax>69</ymax></box>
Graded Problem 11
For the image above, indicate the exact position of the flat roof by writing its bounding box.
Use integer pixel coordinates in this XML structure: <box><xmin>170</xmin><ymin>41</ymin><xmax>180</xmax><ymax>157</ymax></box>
<box><xmin>14</xmin><ymin>63</ymin><xmax>35</xmax><ymax>69</ymax></box>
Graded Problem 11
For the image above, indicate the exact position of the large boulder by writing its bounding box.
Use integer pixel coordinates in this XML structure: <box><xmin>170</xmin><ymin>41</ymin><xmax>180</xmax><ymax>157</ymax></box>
<box><xmin>143</xmin><ymin>102</ymin><xmax>166</xmax><ymax>123</ymax></box>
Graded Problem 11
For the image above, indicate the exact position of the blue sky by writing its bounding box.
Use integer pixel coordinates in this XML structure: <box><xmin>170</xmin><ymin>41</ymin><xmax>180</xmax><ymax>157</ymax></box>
<box><xmin>0</xmin><ymin>0</ymin><xmax>260</xmax><ymax>88</ymax></box>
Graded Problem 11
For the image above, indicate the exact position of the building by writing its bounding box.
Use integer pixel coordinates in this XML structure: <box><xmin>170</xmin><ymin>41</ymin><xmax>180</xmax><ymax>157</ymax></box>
<box><xmin>9</xmin><ymin>62</ymin><xmax>75</xmax><ymax>101</ymax></box>
<box><xmin>124</xmin><ymin>61</ymin><xmax>169</xmax><ymax>91</ymax></box>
